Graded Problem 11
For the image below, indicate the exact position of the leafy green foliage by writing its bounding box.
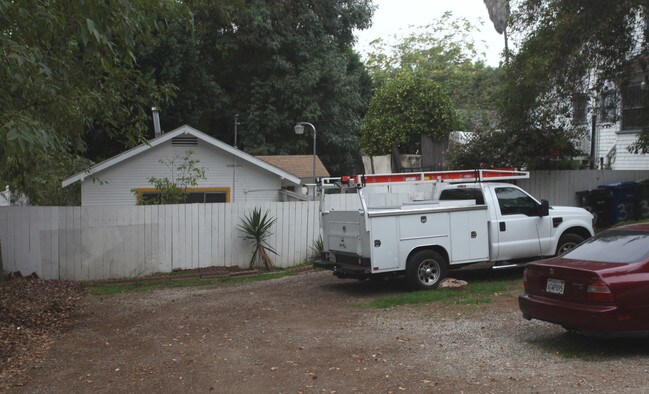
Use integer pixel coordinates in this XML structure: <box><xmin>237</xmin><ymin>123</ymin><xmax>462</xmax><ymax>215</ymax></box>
<box><xmin>238</xmin><ymin>208</ymin><xmax>278</xmax><ymax>271</ymax></box>
<box><xmin>139</xmin><ymin>150</ymin><xmax>206</xmax><ymax>205</ymax></box>
<box><xmin>2</xmin><ymin>0</ymin><xmax>375</xmax><ymax>203</ymax></box>
<box><xmin>310</xmin><ymin>236</ymin><xmax>324</xmax><ymax>260</ymax></box>
<box><xmin>364</xmin><ymin>12</ymin><xmax>504</xmax><ymax>132</ymax></box>
<box><xmin>484</xmin><ymin>0</ymin><xmax>649</xmax><ymax>168</ymax></box>
<box><xmin>140</xmin><ymin>0</ymin><xmax>375</xmax><ymax>176</ymax></box>
<box><xmin>359</xmin><ymin>72</ymin><xmax>459</xmax><ymax>156</ymax></box>
<box><xmin>448</xmin><ymin>127</ymin><xmax>583</xmax><ymax>170</ymax></box>
<box><xmin>0</xmin><ymin>0</ymin><xmax>191</xmax><ymax>201</ymax></box>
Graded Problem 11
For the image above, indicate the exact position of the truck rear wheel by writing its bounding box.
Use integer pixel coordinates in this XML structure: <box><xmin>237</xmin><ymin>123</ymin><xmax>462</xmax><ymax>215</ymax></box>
<box><xmin>406</xmin><ymin>250</ymin><xmax>447</xmax><ymax>290</ymax></box>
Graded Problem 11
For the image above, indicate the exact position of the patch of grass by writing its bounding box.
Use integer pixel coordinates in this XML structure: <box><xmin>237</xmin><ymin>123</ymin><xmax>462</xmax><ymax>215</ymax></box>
<box><xmin>367</xmin><ymin>279</ymin><xmax>517</xmax><ymax>309</ymax></box>
<box><xmin>89</xmin><ymin>271</ymin><xmax>289</xmax><ymax>297</ymax></box>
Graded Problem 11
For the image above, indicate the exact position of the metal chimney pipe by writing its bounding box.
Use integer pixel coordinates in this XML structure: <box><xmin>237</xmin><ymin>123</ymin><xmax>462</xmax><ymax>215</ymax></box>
<box><xmin>152</xmin><ymin>107</ymin><xmax>162</xmax><ymax>137</ymax></box>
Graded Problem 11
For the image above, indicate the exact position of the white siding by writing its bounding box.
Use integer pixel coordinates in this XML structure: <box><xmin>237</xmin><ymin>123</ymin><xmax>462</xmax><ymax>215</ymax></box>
<box><xmin>611</xmin><ymin>133</ymin><xmax>649</xmax><ymax>170</ymax></box>
<box><xmin>597</xmin><ymin>124</ymin><xmax>618</xmax><ymax>160</ymax></box>
<box><xmin>595</xmin><ymin>119</ymin><xmax>649</xmax><ymax>170</ymax></box>
<box><xmin>81</xmin><ymin>139</ymin><xmax>285</xmax><ymax>205</ymax></box>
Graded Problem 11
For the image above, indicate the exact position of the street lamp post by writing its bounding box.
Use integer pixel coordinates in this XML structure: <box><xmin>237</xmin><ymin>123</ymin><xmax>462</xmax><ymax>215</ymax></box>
<box><xmin>294</xmin><ymin>122</ymin><xmax>316</xmax><ymax>200</ymax></box>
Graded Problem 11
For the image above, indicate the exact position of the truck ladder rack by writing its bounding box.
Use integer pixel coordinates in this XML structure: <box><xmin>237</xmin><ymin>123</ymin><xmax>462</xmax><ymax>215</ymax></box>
<box><xmin>321</xmin><ymin>169</ymin><xmax>529</xmax><ymax>188</ymax></box>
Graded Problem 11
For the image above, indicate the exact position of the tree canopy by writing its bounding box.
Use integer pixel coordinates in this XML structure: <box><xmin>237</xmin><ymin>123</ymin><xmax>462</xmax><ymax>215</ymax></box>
<box><xmin>488</xmin><ymin>0</ymin><xmax>649</xmax><ymax>168</ymax></box>
<box><xmin>359</xmin><ymin>72</ymin><xmax>458</xmax><ymax>156</ymax></box>
<box><xmin>0</xmin><ymin>0</ymin><xmax>190</xmax><ymax>204</ymax></box>
<box><xmin>140</xmin><ymin>0</ymin><xmax>375</xmax><ymax>176</ymax></box>
<box><xmin>363</xmin><ymin>12</ymin><xmax>504</xmax><ymax>134</ymax></box>
<box><xmin>1</xmin><ymin>0</ymin><xmax>375</xmax><ymax>203</ymax></box>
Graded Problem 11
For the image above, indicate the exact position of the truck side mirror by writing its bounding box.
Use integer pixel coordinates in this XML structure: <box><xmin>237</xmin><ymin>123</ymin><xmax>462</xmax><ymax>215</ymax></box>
<box><xmin>538</xmin><ymin>199</ymin><xmax>549</xmax><ymax>217</ymax></box>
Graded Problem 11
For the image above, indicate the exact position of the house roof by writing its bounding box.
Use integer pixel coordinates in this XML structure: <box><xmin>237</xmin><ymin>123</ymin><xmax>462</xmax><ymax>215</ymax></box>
<box><xmin>62</xmin><ymin>125</ymin><xmax>301</xmax><ymax>187</ymax></box>
<box><xmin>256</xmin><ymin>155</ymin><xmax>330</xmax><ymax>178</ymax></box>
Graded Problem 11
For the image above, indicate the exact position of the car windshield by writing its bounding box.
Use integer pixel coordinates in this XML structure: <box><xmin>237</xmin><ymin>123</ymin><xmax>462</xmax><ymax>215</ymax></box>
<box><xmin>563</xmin><ymin>230</ymin><xmax>649</xmax><ymax>264</ymax></box>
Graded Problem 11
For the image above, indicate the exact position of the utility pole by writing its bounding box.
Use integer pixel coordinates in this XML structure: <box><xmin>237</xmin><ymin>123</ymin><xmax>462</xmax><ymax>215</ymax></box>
<box><xmin>232</xmin><ymin>114</ymin><xmax>240</xmax><ymax>202</ymax></box>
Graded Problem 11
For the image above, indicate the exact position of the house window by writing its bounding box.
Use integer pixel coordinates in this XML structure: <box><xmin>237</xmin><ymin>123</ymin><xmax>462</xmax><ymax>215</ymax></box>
<box><xmin>622</xmin><ymin>80</ymin><xmax>649</xmax><ymax>130</ymax></box>
<box><xmin>572</xmin><ymin>93</ymin><xmax>588</xmax><ymax>125</ymax></box>
<box><xmin>136</xmin><ymin>188</ymin><xmax>230</xmax><ymax>205</ymax></box>
<box><xmin>599</xmin><ymin>89</ymin><xmax>617</xmax><ymax>123</ymax></box>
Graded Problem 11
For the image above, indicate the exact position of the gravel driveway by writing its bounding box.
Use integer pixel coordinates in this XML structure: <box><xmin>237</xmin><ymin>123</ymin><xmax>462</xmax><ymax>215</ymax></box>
<box><xmin>7</xmin><ymin>269</ymin><xmax>649</xmax><ymax>393</ymax></box>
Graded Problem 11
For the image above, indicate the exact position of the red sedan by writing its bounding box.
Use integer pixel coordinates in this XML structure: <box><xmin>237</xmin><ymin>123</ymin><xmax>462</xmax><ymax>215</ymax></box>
<box><xmin>518</xmin><ymin>223</ymin><xmax>649</xmax><ymax>336</ymax></box>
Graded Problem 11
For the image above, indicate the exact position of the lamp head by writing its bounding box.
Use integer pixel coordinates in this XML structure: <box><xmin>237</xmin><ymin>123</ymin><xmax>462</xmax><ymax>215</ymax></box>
<box><xmin>294</xmin><ymin>123</ymin><xmax>305</xmax><ymax>135</ymax></box>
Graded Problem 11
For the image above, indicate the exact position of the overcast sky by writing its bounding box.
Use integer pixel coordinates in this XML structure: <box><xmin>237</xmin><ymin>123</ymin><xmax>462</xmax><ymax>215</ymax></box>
<box><xmin>354</xmin><ymin>0</ymin><xmax>506</xmax><ymax>67</ymax></box>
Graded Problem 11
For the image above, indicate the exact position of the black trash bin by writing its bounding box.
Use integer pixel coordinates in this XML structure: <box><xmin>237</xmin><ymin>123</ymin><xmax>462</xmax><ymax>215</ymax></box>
<box><xmin>598</xmin><ymin>181</ymin><xmax>640</xmax><ymax>224</ymax></box>
<box><xmin>576</xmin><ymin>188</ymin><xmax>611</xmax><ymax>228</ymax></box>
<box><xmin>638</xmin><ymin>179</ymin><xmax>649</xmax><ymax>220</ymax></box>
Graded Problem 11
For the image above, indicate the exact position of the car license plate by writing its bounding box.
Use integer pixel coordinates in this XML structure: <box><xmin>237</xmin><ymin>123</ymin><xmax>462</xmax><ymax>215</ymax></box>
<box><xmin>546</xmin><ymin>278</ymin><xmax>565</xmax><ymax>295</ymax></box>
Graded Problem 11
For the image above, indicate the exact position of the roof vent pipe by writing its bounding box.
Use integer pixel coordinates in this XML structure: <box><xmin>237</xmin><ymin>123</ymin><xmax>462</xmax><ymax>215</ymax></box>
<box><xmin>152</xmin><ymin>107</ymin><xmax>162</xmax><ymax>137</ymax></box>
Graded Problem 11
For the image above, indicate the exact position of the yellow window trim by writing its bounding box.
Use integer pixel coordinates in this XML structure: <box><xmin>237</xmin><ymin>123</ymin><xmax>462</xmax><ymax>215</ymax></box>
<box><xmin>134</xmin><ymin>187</ymin><xmax>231</xmax><ymax>204</ymax></box>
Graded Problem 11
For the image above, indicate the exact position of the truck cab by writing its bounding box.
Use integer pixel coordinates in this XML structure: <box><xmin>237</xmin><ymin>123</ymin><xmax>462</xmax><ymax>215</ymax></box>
<box><xmin>438</xmin><ymin>183</ymin><xmax>594</xmax><ymax>263</ymax></box>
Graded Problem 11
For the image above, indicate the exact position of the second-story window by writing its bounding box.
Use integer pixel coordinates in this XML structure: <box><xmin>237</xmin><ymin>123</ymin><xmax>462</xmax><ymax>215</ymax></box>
<box><xmin>622</xmin><ymin>80</ymin><xmax>649</xmax><ymax>130</ymax></box>
<box><xmin>599</xmin><ymin>89</ymin><xmax>617</xmax><ymax>123</ymax></box>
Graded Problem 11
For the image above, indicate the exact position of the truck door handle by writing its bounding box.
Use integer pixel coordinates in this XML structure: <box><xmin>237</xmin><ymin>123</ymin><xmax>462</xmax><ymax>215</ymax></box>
<box><xmin>499</xmin><ymin>222</ymin><xmax>506</xmax><ymax>232</ymax></box>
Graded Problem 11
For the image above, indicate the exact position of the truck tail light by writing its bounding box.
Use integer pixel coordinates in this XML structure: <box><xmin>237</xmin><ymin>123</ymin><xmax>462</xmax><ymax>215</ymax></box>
<box><xmin>586</xmin><ymin>279</ymin><xmax>614</xmax><ymax>303</ymax></box>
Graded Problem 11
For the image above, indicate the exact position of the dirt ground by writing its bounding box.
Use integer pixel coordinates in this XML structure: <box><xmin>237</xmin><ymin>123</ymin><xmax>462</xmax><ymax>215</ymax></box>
<box><xmin>4</xmin><ymin>269</ymin><xmax>649</xmax><ymax>393</ymax></box>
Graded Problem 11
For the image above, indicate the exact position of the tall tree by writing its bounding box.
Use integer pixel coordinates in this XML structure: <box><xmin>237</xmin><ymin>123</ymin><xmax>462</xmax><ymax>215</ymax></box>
<box><xmin>359</xmin><ymin>72</ymin><xmax>459</xmax><ymax>156</ymax></box>
<box><xmin>364</xmin><ymin>12</ymin><xmax>504</xmax><ymax>132</ymax></box>
<box><xmin>139</xmin><ymin>0</ymin><xmax>375</xmax><ymax>176</ymax></box>
<box><xmin>494</xmin><ymin>0</ymin><xmax>649</xmax><ymax>168</ymax></box>
<box><xmin>0</xmin><ymin>0</ymin><xmax>191</xmax><ymax>204</ymax></box>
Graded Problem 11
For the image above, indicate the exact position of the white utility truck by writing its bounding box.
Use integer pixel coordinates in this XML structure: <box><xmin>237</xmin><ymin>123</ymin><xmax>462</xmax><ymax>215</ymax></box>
<box><xmin>315</xmin><ymin>169</ymin><xmax>595</xmax><ymax>290</ymax></box>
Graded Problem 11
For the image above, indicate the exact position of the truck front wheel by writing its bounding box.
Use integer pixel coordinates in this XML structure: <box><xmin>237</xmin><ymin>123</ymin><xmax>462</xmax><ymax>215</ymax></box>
<box><xmin>406</xmin><ymin>250</ymin><xmax>447</xmax><ymax>290</ymax></box>
<box><xmin>556</xmin><ymin>233</ymin><xmax>585</xmax><ymax>256</ymax></box>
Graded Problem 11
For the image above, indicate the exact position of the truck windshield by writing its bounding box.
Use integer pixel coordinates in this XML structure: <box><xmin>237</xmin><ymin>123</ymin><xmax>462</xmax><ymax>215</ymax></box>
<box><xmin>439</xmin><ymin>188</ymin><xmax>484</xmax><ymax>204</ymax></box>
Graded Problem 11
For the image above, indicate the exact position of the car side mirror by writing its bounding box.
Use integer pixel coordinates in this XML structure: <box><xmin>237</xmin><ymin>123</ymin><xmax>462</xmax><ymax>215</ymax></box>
<box><xmin>538</xmin><ymin>199</ymin><xmax>549</xmax><ymax>217</ymax></box>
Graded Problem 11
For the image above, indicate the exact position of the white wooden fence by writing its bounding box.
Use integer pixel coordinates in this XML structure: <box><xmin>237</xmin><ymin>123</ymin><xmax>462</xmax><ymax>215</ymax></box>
<box><xmin>0</xmin><ymin>202</ymin><xmax>319</xmax><ymax>281</ymax></box>
<box><xmin>519</xmin><ymin>170</ymin><xmax>649</xmax><ymax>206</ymax></box>
<box><xmin>2</xmin><ymin>170</ymin><xmax>649</xmax><ymax>281</ymax></box>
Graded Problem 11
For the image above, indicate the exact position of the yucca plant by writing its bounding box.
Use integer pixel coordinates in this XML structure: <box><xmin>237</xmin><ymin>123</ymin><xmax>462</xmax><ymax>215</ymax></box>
<box><xmin>238</xmin><ymin>207</ymin><xmax>277</xmax><ymax>271</ymax></box>
<box><xmin>310</xmin><ymin>236</ymin><xmax>324</xmax><ymax>260</ymax></box>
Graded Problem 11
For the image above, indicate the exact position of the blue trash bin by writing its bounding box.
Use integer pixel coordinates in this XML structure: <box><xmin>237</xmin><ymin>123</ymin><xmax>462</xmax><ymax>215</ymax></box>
<box><xmin>576</xmin><ymin>188</ymin><xmax>611</xmax><ymax>228</ymax></box>
<box><xmin>638</xmin><ymin>179</ymin><xmax>649</xmax><ymax>220</ymax></box>
<box><xmin>598</xmin><ymin>182</ymin><xmax>639</xmax><ymax>224</ymax></box>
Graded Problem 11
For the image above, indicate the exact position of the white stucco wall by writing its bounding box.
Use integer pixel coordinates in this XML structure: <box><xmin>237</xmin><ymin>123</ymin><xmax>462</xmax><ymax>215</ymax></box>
<box><xmin>80</xmin><ymin>139</ymin><xmax>285</xmax><ymax>205</ymax></box>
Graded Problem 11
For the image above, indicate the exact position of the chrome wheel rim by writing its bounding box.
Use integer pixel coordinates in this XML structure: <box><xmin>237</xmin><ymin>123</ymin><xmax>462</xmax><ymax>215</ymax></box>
<box><xmin>417</xmin><ymin>259</ymin><xmax>440</xmax><ymax>286</ymax></box>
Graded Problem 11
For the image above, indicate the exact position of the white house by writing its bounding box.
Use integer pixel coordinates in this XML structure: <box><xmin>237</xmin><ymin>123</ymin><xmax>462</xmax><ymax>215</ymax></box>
<box><xmin>62</xmin><ymin>125</ymin><xmax>303</xmax><ymax>205</ymax></box>
<box><xmin>590</xmin><ymin>76</ymin><xmax>649</xmax><ymax>170</ymax></box>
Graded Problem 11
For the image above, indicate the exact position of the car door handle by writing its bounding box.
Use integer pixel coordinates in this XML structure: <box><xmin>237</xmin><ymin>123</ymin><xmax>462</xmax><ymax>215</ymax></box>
<box><xmin>499</xmin><ymin>222</ymin><xmax>506</xmax><ymax>232</ymax></box>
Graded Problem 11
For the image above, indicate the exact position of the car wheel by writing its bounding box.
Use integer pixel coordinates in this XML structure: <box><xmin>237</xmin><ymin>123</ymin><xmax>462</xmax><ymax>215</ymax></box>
<box><xmin>406</xmin><ymin>250</ymin><xmax>447</xmax><ymax>290</ymax></box>
<box><xmin>556</xmin><ymin>233</ymin><xmax>585</xmax><ymax>255</ymax></box>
